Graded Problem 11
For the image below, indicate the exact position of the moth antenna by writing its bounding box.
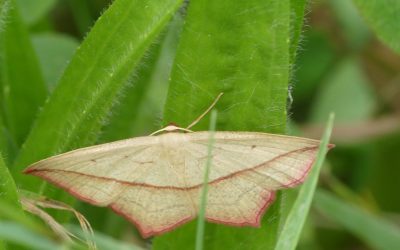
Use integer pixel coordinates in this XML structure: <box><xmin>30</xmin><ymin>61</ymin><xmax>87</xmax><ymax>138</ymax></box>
<box><xmin>149</xmin><ymin>93</ymin><xmax>223</xmax><ymax>135</ymax></box>
<box><xmin>186</xmin><ymin>92</ymin><xmax>223</xmax><ymax>129</ymax></box>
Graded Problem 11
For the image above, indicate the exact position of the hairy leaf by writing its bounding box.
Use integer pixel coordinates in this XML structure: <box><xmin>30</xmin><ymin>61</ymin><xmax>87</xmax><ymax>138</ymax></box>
<box><xmin>13</xmin><ymin>0</ymin><xmax>183</xmax><ymax>195</ymax></box>
<box><xmin>155</xmin><ymin>0</ymin><xmax>291</xmax><ymax>248</ymax></box>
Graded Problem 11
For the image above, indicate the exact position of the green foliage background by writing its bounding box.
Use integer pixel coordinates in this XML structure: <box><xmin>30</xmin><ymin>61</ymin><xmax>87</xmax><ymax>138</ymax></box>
<box><xmin>1</xmin><ymin>0</ymin><xmax>400</xmax><ymax>249</ymax></box>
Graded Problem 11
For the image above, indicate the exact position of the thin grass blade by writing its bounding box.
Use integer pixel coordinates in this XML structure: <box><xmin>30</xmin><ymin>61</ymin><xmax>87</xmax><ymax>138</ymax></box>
<box><xmin>195</xmin><ymin>110</ymin><xmax>217</xmax><ymax>250</ymax></box>
<box><xmin>314</xmin><ymin>190</ymin><xmax>400</xmax><ymax>250</ymax></box>
<box><xmin>67</xmin><ymin>224</ymin><xmax>144</xmax><ymax>250</ymax></box>
<box><xmin>0</xmin><ymin>221</ymin><xmax>60</xmax><ymax>250</ymax></box>
<box><xmin>275</xmin><ymin>113</ymin><xmax>335</xmax><ymax>250</ymax></box>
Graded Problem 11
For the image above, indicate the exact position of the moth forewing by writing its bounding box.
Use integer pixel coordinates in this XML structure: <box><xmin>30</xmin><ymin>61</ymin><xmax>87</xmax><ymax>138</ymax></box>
<box><xmin>24</xmin><ymin>130</ymin><xmax>332</xmax><ymax>238</ymax></box>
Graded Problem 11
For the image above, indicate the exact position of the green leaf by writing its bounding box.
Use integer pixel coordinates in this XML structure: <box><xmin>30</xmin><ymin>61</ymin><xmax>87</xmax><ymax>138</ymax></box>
<box><xmin>0</xmin><ymin>0</ymin><xmax>15</xmax><ymax>164</ymax></box>
<box><xmin>154</xmin><ymin>0</ymin><xmax>291</xmax><ymax>248</ymax></box>
<box><xmin>0</xmin><ymin>116</ymin><xmax>13</xmax><ymax>165</ymax></box>
<box><xmin>0</xmin><ymin>0</ymin><xmax>47</xmax><ymax>146</ymax></box>
<box><xmin>328</xmin><ymin>0</ymin><xmax>370</xmax><ymax>50</ymax></box>
<box><xmin>314</xmin><ymin>190</ymin><xmax>400</xmax><ymax>250</ymax></box>
<box><xmin>0</xmin><ymin>221</ymin><xmax>60</xmax><ymax>250</ymax></box>
<box><xmin>15</xmin><ymin>0</ymin><xmax>57</xmax><ymax>26</ymax></box>
<box><xmin>289</xmin><ymin>0</ymin><xmax>307</xmax><ymax>63</ymax></box>
<box><xmin>0</xmin><ymin>153</ymin><xmax>20</xmax><ymax>212</ymax></box>
<box><xmin>67</xmin><ymin>0</ymin><xmax>95</xmax><ymax>36</ymax></box>
<box><xmin>162</xmin><ymin>0</ymin><xmax>290</xmax><ymax>133</ymax></box>
<box><xmin>31</xmin><ymin>33</ymin><xmax>79</xmax><ymax>90</ymax></box>
<box><xmin>84</xmin><ymin>18</ymin><xmax>183</xmax><ymax>234</ymax></box>
<box><xmin>292</xmin><ymin>30</ymin><xmax>337</xmax><ymax>107</ymax></box>
<box><xmin>97</xmin><ymin>40</ymin><xmax>164</xmax><ymax>142</ymax></box>
<box><xmin>67</xmin><ymin>224</ymin><xmax>144</xmax><ymax>250</ymax></box>
<box><xmin>99</xmin><ymin>14</ymin><xmax>183</xmax><ymax>142</ymax></box>
<box><xmin>369</xmin><ymin>133</ymin><xmax>400</xmax><ymax>211</ymax></box>
<box><xmin>12</xmin><ymin>0</ymin><xmax>184</xmax><ymax>194</ymax></box>
<box><xmin>352</xmin><ymin>0</ymin><xmax>400</xmax><ymax>54</ymax></box>
<box><xmin>0</xmin><ymin>190</ymin><xmax>54</xmax><ymax>250</ymax></box>
<box><xmin>0</xmin><ymin>153</ymin><xmax>21</xmax><ymax>250</ymax></box>
<box><xmin>0</xmin><ymin>0</ymin><xmax>9</xmax><ymax>31</ymax></box>
<box><xmin>275</xmin><ymin>113</ymin><xmax>334</xmax><ymax>250</ymax></box>
<box><xmin>310</xmin><ymin>58</ymin><xmax>376</xmax><ymax>123</ymax></box>
<box><xmin>0</xmin><ymin>200</ymin><xmax>51</xmax><ymax>239</ymax></box>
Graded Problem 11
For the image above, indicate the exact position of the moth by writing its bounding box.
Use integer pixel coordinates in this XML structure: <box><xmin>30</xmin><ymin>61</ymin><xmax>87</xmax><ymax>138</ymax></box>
<box><xmin>24</xmin><ymin>94</ymin><xmax>334</xmax><ymax>238</ymax></box>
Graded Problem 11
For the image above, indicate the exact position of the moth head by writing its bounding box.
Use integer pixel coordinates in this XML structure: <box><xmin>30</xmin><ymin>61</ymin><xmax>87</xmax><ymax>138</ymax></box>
<box><xmin>150</xmin><ymin>124</ymin><xmax>193</xmax><ymax>136</ymax></box>
<box><xmin>163</xmin><ymin>124</ymin><xmax>184</xmax><ymax>132</ymax></box>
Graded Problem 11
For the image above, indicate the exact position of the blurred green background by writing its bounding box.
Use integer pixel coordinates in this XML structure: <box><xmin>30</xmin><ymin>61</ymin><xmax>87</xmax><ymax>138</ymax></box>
<box><xmin>1</xmin><ymin>0</ymin><xmax>400</xmax><ymax>249</ymax></box>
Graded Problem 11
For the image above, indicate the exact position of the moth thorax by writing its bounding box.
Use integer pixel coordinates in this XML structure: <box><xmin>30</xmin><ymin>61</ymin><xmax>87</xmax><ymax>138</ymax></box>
<box><xmin>159</xmin><ymin>132</ymin><xmax>189</xmax><ymax>147</ymax></box>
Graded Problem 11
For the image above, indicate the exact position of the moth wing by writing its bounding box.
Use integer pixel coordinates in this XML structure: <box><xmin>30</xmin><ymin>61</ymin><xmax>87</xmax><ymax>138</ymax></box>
<box><xmin>185</xmin><ymin>131</ymin><xmax>329</xmax><ymax>225</ymax></box>
<box><xmin>24</xmin><ymin>131</ymin><xmax>331</xmax><ymax>236</ymax></box>
<box><xmin>24</xmin><ymin>135</ymin><xmax>196</xmax><ymax>238</ymax></box>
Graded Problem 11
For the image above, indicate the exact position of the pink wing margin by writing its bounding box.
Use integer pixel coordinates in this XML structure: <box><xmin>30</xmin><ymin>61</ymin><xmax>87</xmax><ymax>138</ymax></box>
<box><xmin>199</xmin><ymin>144</ymin><xmax>335</xmax><ymax>228</ymax></box>
<box><xmin>24</xmin><ymin>135</ymin><xmax>334</xmax><ymax>238</ymax></box>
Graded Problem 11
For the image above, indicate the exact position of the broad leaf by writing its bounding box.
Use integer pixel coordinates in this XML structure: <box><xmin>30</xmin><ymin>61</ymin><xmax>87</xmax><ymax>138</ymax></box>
<box><xmin>154</xmin><ymin>0</ymin><xmax>291</xmax><ymax>248</ymax></box>
<box><xmin>289</xmin><ymin>0</ymin><xmax>307</xmax><ymax>63</ymax></box>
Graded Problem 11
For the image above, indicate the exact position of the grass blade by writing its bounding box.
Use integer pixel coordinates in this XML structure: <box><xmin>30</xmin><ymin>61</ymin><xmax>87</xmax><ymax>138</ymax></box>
<box><xmin>195</xmin><ymin>110</ymin><xmax>217</xmax><ymax>250</ymax></box>
<box><xmin>0</xmin><ymin>152</ymin><xmax>22</xmax><ymax>249</ymax></box>
<box><xmin>275</xmin><ymin>113</ymin><xmax>335</xmax><ymax>250</ymax></box>
<box><xmin>0</xmin><ymin>0</ymin><xmax>47</xmax><ymax>147</ymax></box>
<box><xmin>99</xmin><ymin>14</ymin><xmax>183</xmax><ymax>142</ymax></box>
<box><xmin>0</xmin><ymin>199</ymin><xmax>53</xmax><ymax>238</ymax></box>
<box><xmin>67</xmin><ymin>224</ymin><xmax>144</xmax><ymax>250</ymax></box>
<box><xmin>0</xmin><ymin>153</ymin><xmax>20</xmax><ymax>211</ymax></box>
<box><xmin>0</xmin><ymin>221</ymin><xmax>60</xmax><ymax>250</ymax></box>
<box><xmin>0</xmin><ymin>116</ymin><xmax>16</xmax><ymax>165</ymax></box>
<box><xmin>314</xmin><ymin>190</ymin><xmax>400</xmax><ymax>250</ymax></box>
